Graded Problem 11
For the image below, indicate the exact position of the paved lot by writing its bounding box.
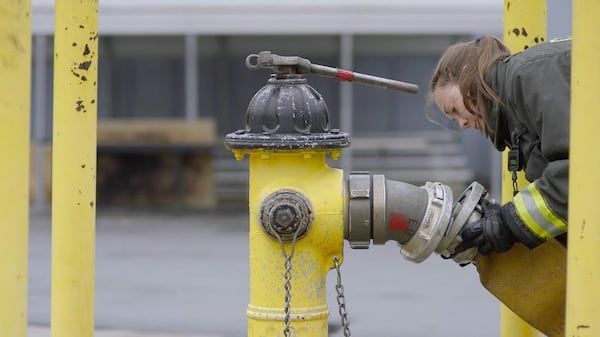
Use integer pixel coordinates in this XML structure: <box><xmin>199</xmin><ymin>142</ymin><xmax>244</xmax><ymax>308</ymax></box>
<box><xmin>28</xmin><ymin>326</ymin><xmax>215</xmax><ymax>337</ymax></box>
<box><xmin>29</xmin><ymin>209</ymin><xmax>499</xmax><ymax>337</ymax></box>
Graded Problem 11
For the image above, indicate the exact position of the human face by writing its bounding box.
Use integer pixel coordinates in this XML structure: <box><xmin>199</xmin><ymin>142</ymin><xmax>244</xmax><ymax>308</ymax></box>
<box><xmin>433</xmin><ymin>84</ymin><xmax>482</xmax><ymax>130</ymax></box>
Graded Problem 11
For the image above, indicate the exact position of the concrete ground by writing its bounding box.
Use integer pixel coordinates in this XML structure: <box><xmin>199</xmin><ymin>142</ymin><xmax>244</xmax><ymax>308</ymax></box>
<box><xmin>28</xmin><ymin>209</ymin><xmax>499</xmax><ymax>337</ymax></box>
<box><xmin>28</xmin><ymin>326</ymin><xmax>213</xmax><ymax>337</ymax></box>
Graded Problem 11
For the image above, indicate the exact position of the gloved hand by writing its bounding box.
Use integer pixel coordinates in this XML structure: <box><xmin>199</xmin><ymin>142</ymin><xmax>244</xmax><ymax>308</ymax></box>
<box><xmin>454</xmin><ymin>198</ymin><xmax>517</xmax><ymax>255</ymax></box>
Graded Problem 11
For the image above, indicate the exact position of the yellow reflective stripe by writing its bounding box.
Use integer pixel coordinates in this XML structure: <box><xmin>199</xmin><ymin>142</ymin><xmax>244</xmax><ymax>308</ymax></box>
<box><xmin>514</xmin><ymin>192</ymin><xmax>554</xmax><ymax>240</ymax></box>
<box><xmin>528</xmin><ymin>183</ymin><xmax>568</xmax><ymax>232</ymax></box>
<box><xmin>513</xmin><ymin>183</ymin><xmax>567</xmax><ymax>240</ymax></box>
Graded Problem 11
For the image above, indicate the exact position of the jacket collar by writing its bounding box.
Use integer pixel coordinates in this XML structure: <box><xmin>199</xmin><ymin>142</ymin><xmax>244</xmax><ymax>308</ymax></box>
<box><xmin>484</xmin><ymin>61</ymin><xmax>511</xmax><ymax>151</ymax></box>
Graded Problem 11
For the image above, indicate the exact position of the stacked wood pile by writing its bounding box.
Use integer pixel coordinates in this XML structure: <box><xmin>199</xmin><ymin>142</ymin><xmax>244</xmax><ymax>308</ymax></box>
<box><xmin>30</xmin><ymin>118</ymin><xmax>217</xmax><ymax>210</ymax></box>
<box><xmin>96</xmin><ymin>118</ymin><xmax>216</xmax><ymax>209</ymax></box>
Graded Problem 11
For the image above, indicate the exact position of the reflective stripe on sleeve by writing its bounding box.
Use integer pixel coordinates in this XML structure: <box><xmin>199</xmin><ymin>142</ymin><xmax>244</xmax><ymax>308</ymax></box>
<box><xmin>513</xmin><ymin>183</ymin><xmax>568</xmax><ymax>241</ymax></box>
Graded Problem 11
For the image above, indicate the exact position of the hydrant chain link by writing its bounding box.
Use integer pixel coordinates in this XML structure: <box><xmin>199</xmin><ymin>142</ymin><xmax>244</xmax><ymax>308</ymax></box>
<box><xmin>333</xmin><ymin>257</ymin><xmax>352</xmax><ymax>337</ymax></box>
<box><xmin>272</xmin><ymin>224</ymin><xmax>302</xmax><ymax>337</ymax></box>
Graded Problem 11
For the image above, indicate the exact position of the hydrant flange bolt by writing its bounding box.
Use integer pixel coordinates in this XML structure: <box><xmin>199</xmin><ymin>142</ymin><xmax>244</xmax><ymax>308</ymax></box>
<box><xmin>273</xmin><ymin>206</ymin><xmax>296</xmax><ymax>230</ymax></box>
<box><xmin>260</xmin><ymin>189</ymin><xmax>313</xmax><ymax>241</ymax></box>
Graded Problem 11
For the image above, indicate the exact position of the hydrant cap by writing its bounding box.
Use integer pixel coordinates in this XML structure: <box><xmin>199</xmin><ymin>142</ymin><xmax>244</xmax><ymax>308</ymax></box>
<box><xmin>225</xmin><ymin>74</ymin><xmax>350</xmax><ymax>150</ymax></box>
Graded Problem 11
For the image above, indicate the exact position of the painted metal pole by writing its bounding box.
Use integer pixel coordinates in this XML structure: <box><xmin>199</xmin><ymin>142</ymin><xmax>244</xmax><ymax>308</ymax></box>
<box><xmin>339</xmin><ymin>34</ymin><xmax>354</xmax><ymax>178</ymax></box>
<box><xmin>502</xmin><ymin>1</ymin><xmax>546</xmax><ymax>336</ymax></box>
<box><xmin>566</xmin><ymin>0</ymin><xmax>600</xmax><ymax>336</ymax></box>
<box><xmin>0</xmin><ymin>1</ymin><xmax>32</xmax><ymax>336</ymax></box>
<box><xmin>184</xmin><ymin>34</ymin><xmax>199</xmax><ymax>121</ymax></box>
<box><xmin>51</xmin><ymin>1</ymin><xmax>99</xmax><ymax>336</ymax></box>
<box><xmin>33</xmin><ymin>35</ymin><xmax>49</xmax><ymax>210</ymax></box>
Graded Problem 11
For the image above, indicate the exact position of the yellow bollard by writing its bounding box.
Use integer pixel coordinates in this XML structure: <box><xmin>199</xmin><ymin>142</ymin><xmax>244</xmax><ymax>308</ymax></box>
<box><xmin>475</xmin><ymin>0</ymin><xmax>568</xmax><ymax>331</ymax></box>
<box><xmin>566</xmin><ymin>0</ymin><xmax>600</xmax><ymax>335</ymax></box>
<box><xmin>227</xmin><ymin>71</ymin><xmax>349</xmax><ymax>337</ymax></box>
<box><xmin>51</xmin><ymin>1</ymin><xmax>99</xmax><ymax>336</ymax></box>
<box><xmin>475</xmin><ymin>1</ymin><xmax>573</xmax><ymax>336</ymax></box>
<box><xmin>488</xmin><ymin>1</ymin><xmax>547</xmax><ymax>336</ymax></box>
<box><xmin>0</xmin><ymin>1</ymin><xmax>32</xmax><ymax>336</ymax></box>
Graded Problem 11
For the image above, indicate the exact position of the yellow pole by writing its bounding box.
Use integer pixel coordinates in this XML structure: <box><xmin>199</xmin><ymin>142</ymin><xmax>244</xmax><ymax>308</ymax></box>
<box><xmin>0</xmin><ymin>1</ymin><xmax>32</xmax><ymax>336</ymax></box>
<box><xmin>502</xmin><ymin>1</ymin><xmax>546</xmax><ymax>336</ymax></box>
<box><xmin>51</xmin><ymin>1</ymin><xmax>98</xmax><ymax>336</ymax></box>
<box><xmin>566</xmin><ymin>1</ymin><xmax>600</xmax><ymax>336</ymax></box>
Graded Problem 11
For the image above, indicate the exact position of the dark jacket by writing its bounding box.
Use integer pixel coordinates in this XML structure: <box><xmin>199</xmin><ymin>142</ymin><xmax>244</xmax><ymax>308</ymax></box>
<box><xmin>484</xmin><ymin>39</ymin><xmax>571</xmax><ymax>248</ymax></box>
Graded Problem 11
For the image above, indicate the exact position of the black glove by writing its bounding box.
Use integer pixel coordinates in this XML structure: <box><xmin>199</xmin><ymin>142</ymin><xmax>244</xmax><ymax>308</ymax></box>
<box><xmin>454</xmin><ymin>198</ymin><xmax>517</xmax><ymax>255</ymax></box>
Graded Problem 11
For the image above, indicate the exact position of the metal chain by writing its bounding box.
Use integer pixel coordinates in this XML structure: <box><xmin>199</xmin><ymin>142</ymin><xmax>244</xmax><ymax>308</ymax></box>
<box><xmin>272</xmin><ymin>234</ymin><xmax>352</xmax><ymax>337</ymax></box>
<box><xmin>511</xmin><ymin>170</ymin><xmax>519</xmax><ymax>197</ymax></box>
<box><xmin>273</xmin><ymin>229</ymin><xmax>301</xmax><ymax>337</ymax></box>
<box><xmin>510</xmin><ymin>136</ymin><xmax>521</xmax><ymax>197</ymax></box>
<box><xmin>333</xmin><ymin>256</ymin><xmax>351</xmax><ymax>337</ymax></box>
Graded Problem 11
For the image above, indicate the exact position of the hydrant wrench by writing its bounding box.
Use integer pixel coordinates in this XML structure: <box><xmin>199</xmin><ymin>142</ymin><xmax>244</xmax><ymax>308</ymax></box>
<box><xmin>246</xmin><ymin>50</ymin><xmax>419</xmax><ymax>94</ymax></box>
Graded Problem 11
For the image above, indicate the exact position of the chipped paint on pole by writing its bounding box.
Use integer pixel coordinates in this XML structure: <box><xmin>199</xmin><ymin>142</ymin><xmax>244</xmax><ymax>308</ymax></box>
<box><xmin>51</xmin><ymin>1</ymin><xmax>98</xmax><ymax>336</ymax></box>
<box><xmin>501</xmin><ymin>1</ymin><xmax>546</xmax><ymax>336</ymax></box>
<box><xmin>503</xmin><ymin>0</ymin><xmax>547</xmax><ymax>52</ymax></box>
<box><xmin>0</xmin><ymin>1</ymin><xmax>32</xmax><ymax>336</ymax></box>
<box><xmin>566</xmin><ymin>1</ymin><xmax>600</xmax><ymax>336</ymax></box>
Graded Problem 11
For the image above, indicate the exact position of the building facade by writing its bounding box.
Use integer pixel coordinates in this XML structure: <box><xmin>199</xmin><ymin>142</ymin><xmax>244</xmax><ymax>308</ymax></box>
<box><xmin>29</xmin><ymin>0</ymin><xmax>571</xmax><ymax>208</ymax></box>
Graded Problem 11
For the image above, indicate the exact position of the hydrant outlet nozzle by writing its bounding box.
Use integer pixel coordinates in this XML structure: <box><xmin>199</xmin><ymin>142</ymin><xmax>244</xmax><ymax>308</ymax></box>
<box><xmin>260</xmin><ymin>189</ymin><xmax>314</xmax><ymax>241</ymax></box>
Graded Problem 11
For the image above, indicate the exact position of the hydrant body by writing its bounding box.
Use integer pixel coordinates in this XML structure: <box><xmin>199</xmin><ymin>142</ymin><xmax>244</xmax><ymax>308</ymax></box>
<box><xmin>226</xmin><ymin>73</ymin><xmax>350</xmax><ymax>337</ymax></box>
<box><xmin>245</xmin><ymin>150</ymin><xmax>344</xmax><ymax>336</ymax></box>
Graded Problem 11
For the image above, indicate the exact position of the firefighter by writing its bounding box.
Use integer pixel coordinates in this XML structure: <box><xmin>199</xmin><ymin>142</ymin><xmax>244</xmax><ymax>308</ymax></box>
<box><xmin>429</xmin><ymin>35</ymin><xmax>571</xmax><ymax>255</ymax></box>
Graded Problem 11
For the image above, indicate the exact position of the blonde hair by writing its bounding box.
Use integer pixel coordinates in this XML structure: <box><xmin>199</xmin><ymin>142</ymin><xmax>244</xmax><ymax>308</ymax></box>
<box><xmin>430</xmin><ymin>36</ymin><xmax>511</xmax><ymax>135</ymax></box>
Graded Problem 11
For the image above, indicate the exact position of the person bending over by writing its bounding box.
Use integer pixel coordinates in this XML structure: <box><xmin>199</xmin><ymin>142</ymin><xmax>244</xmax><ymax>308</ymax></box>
<box><xmin>429</xmin><ymin>35</ymin><xmax>570</xmax><ymax>255</ymax></box>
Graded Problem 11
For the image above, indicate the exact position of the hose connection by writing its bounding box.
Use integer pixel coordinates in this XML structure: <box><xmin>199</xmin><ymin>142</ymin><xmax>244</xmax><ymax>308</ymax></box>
<box><xmin>345</xmin><ymin>172</ymin><xmax>486</xmax><ymax>264</ymax></box>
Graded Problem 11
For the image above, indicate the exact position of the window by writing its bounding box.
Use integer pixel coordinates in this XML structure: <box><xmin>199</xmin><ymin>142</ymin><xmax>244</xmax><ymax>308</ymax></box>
<box><xmin>99</xmin><ymin>36</ymin><xmax>185</xmax><ymax>119</ymax></box>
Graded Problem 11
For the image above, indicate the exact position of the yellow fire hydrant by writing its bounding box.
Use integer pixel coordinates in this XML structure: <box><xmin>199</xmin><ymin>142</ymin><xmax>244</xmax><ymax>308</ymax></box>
<box><xmin>226</xmin><ymin>69</ymin><xmax>349</xmax><ymax>336</ymax></box>
<box><xmin>226</xmin><ymin>51</ymin><xmax>422</xmax><ymax>337</ymax></box>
